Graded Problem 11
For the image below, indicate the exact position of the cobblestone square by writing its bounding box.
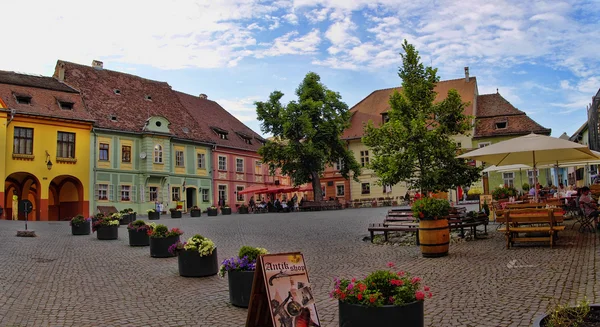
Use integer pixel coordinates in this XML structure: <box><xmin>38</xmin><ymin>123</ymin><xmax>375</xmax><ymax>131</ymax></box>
<box><xmin>0</xmin><ymin>207</ymin><xmax>598</xmax><ymax>327</ymax></box>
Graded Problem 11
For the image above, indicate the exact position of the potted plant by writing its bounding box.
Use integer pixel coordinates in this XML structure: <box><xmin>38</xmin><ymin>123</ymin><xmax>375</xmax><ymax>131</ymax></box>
<box><xmin>70</xmin><ymin>215</ymin><xmax>91</xmax><ymax>235</ymax></box>
<box><xmin>482</xmin><ymin>200</ymin><xmax>490</xmax><ymax>218</ymax></box>
<box><xmin>238</xmin><ymin>204</ymin><xmax>249</xmax><ymax>214</ymax></box>
<box><xmin>170</xmin><ymin>208</ymin><xmax>182</xmax><ymax>219</ymax></box>
<box><xmin>128</xmin><ymin>208</ymin><xmax>136</xmax><ymax>220</ymax></box>
<box><xmin>412</xmin><ymin>197</ymin><xmax>451</xmax><ymax>258</ymax></box>
<box><xmin>190</xmin><ymin>206</ymin><xmax>202</xmax><ymax>217</ymax></box>
<box><xmin>492</xmin><ymin>186</ymin><xmax>518</xmax><ymax>200</ymax></box>
<box><xmin>207</xmin><ymin>205</ymin><xmax>218</xmax><ymax>216</ymax></box>
<box><xmin>532</xmin><ymin>299</ymin><xmax>599</xmax><ymax>326</ymax></box>
<box><xmin>92</xmin><ymin>214</ymin><xmax>120</xmax><ymax>240</ymax></box>
<box><xmin>92</xmin><ymin>212</ymin><xmax>105</xmax><ymax>224</ymax></box>
<box><xmin>147</xmin><ymin>208</ymin><xmax>160</xmax><ymax>220</ymax></box>
<box><xmin>219</xmin><ymin>246</ymin><xmax>268</xmax><ymax>308</ymax></box>
<box><xmin>169</xmin><ymin>234</ymin><xmax>218</xmax><ymax>277</ymax></box>
<box><xmin>127</xmin><ymin>220</ymin><xmax>154</xmax><ymax>246</ymax></box>
<box><xmin>119</xmin><ymin>209</ymin><xmax>132</xmax><ymax>225</ymax></box>
<box><xmin>332</xmin><ymin>262</ymin><xmax>430</xmax><ymax>327</ymax></box>
<box><xmin>221</xmin><ymin>205</ymin><xmax>232</xmax><ymax>215</ymax></box>
<box><xmin>148</xmin><ymin>224</ymin><xmax>183</xmax><ymax>258</ymax></box>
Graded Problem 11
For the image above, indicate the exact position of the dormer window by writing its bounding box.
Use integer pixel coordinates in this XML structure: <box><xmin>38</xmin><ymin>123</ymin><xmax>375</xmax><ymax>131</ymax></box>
<box><xmin>59</xmin><ymin>101</ymin><xmax>74</xmax><ymax>110</ymax></box>
<box><xmin>255</xmin><ymin>137</ymin><xmax>266</xmax><ymax>146</ymax></box>
<box><xmin>114</xmin><ymin>89</ymin><xmax>121</xmax><ymax>95</ymax></box>
<box><xmin>236</xmin><ymin>132</ymin><xmax>253</xmax><ymax>145</ymax></box>
<box><xmin>211</xmin><ymin>127</ymin><xmax>229</xmax><ymax>140</ymax></box>
<box><xmin>15</xmin><ymin>95</ymin><xmax>31</xmax><ymax>105</ymax></box>
<box><xmin>495</xmin><ymin>121</ymin><xmax>507</xmax><ymax>129</ymax></box>
<box><xmin>110</xmin><ymin>115</ymin><xmax>118</xmax><ymax>121</ymax></box>
<box><xmin>145</xmin><ymin>95</ymin><xmax>152</xmax><ymax>101</ymax></box>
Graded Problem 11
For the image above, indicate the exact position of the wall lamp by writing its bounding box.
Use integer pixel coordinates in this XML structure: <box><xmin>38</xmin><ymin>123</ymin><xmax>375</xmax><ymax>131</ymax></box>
<box><xmin>45</xmin><ymin>151</ymin><xmax>53</xmax><ymax>170</ymax></box>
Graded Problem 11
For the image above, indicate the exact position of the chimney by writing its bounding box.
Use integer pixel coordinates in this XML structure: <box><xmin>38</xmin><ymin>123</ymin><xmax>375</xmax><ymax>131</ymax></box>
<box><xmin>56</xmin><ymin>62</ymin><xmax>65</xmax><ymax>82</ymax></box>
<box><xmin>199</xmin><ymin>93</ymin><xmax>207</xmax><ymax>99</ymax></box>
<box><xmin>464</xmin><ymin>67</ymin><xmax>470</xmax><ymax>82</ymax></box>
<box><xmin>92</xmin><ymin>60</ymin><xmax>104</xmax><ymax>70</ymax></box>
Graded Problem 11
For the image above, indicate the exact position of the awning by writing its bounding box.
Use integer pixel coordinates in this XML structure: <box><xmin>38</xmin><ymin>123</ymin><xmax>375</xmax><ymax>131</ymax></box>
<box><xmin>297</xmin><ymin>185</ymin><xmax>313</xmax><ymax>192</ymax></box>
<box><xmin>238</xmin><ymin>185</ymin><xmax>268</xmax><ymax>195</ymax></box>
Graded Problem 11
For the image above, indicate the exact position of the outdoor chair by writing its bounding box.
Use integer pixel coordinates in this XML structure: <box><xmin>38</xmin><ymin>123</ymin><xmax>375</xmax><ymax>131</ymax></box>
<box><xmin>577</xmin><ymin>201</ymin><xmax>596</xmax><ymax>233</ymax></box>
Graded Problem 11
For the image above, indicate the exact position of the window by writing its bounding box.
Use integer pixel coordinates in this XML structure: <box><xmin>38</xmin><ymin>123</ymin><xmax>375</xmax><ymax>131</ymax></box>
<box><xmin>97</xmin><ymin>184</ymin><xmax>108</xmax><ymax>201</ymax></box>
<box><xmin>145</xmin><ymin>95</ymin><xmax>152</xmax><ymax>101</ymax></box>
<box><xmin>478</xmin><ymin>142</ymin><xmax>491</xmax><ymax>148</ymax></box>
<box><xmin>175</xmin><ymin>150</ymin><xmax>184</xmax><ymax>167</ymax></box>
<box><xmin>202</xmin><ymin>189</ymin><xmax>209</xmax><ymax>202</ymax></box>
<box><xmin>255</xmin><ymin>161</ymin><xmax>262</xmax><ymax>174</ymax></box>
<box><xmin>382</xmin><ymin>113</ymin><xmax>390</xmax><ymax>123</ymax></box>
<box><xmin>243</xmin><ymin>138</ymin><xmax>252</xmax><ymax>145</ymax></box>
<box><xmin>149</xmin><ymin>187</ymin><xmax>158</xmax><ymax>202</ymax></box>
<box><xmin>99</xmin><ymin>143</ymin><xmax>109</xmax><ymax>161</ymax></box>
<box><xmin>172</xmin><ymin>187</ymin><xmax>181</xmax><ymax>201</ymax></box>
<box><xmin>58</xmin><ymin>101</ymin><xmax>74</xmax><ymax>110</ymax></box>
<box><xmin>154</xmin><ymin>144</ymin><xmax>163</xmax><ymax>163</ymax></box>
<box><xmin>114</xmin><ymin>89</ymin><xmax>121</xmax><ymax>95</ymax></box>
<box><xmin>237</xmin><ymin>186</ymin><xmax>244</xmax><ymax>201</ymax></box>
<box><xmin>360</xmin><ymin>150</ymin><xmax>369</xmax><ymax>167</ymax></box>
<box><xmin>495</xmin><ymin>122</ymin><xmax>507</xmax><ymax>129</ymax></box>
<box><xmin>335</xmin><ymin>159</ymin><xmax>343</xmax><ymax>171</ymax></box>
<box><xmin>218</xmin><ymin>156</ymin><xmax>227</xmax><ymax>171</ymax></box>
<box><xmin>502</xmin><ymin>172</ymin><xmax>515</xmax><ymax>188</ymax></box>
<box><xmin>57</xmin><ymin>132</ymin><xmax>76</xmax><ymax>158</ymax></box>
<box><xmin>13</xmin><ymin>127</ymin><xmax>33</xmax><ymax>155</ymax></box>
<box><xmin>528</xmin><ymin>170</ymin><xmax>539</xmax><ymax>185</ymax></box>
<box><xmin>120</xmin><ymin>185</ymin><xmax>131</xmax><ymax>201</ymax></box>
<box><xmin>121</xmin><ymin>145</ymin><xmax>131</xmax><ymax>163</ymax></box>
<box><xmin>456</xmin><ymin>142</ymin><xmax>462</xmax><ymax>149</ymax></box>
<box><xmin>15</xmin><ymin>95</ymin><xmax>31</xmax><ymax>104</ymax></box>
<box><xmin>236</xmin><ymin>158</ymin><xmax>244</xmax><ymax>173</ymax></box>
<box><xmin>218</xmin><ymin>185</ymin><xmax>227</xmax><ymax>201</ymax></box>
<box><xmin>336</xmin><ymin>184</ymin><xmax>345</xmax><ymax>196</ymax></box>
<box><xmin>361</xmin><ymin>183</ymin><xmax>371</xmax><ymax>195</ymax></box>
<box><xmin>218</xmin><ymin>132</ymin><xmax>228</xmax><ymax>140</ymax></box>
<box><xmin>110</xmin><ymin>115</ymin><xmax>117</xmax><ymax>121</ymax></box>
<box><xmin>321</xmin><ymin>185</ymin><xmax>326</xmax><ymax>200</ymax></box>
<box><xmin>197</xmin><ymin>153</ymin><xmax>206</xmax><ymax>169</ymax></box>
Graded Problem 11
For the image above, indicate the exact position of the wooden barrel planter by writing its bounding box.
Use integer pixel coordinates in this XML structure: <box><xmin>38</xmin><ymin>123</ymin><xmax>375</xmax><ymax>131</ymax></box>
<box><xmin>148</xmin><ymin>211</ymin><xmax>160</xmax><ymax>220</ymax></box>
<box><xmin>177</xmin><ymin>249</ymin><xmax>218</xmax><ymax>277</ymax></box>
<box><xmin>228</xmin><ymin>270</ymin><xmax>255</xmax><ymax>308</ymax></box>
<box><xmin>96</xmin><ymin>225</ymin><xmax>119</xmax><ymax>240</ymax></box>
<box><xmin>190</xmin><ymin>209</ymin><xmax>202</xmax><ymax>217</ymax></box>
<box><xmin>71</xmin><ymin>222</ymin><xmax>91</xmax><ymax>235</ymax></box>
<box><xmin>128</xmin><ymin>229</ymin><xmax>150</xmax><ymax>246</ymax></box>
<box><xmin>150</xmin><ymin>235</ymin><xmax>180</xmax><ymax>258</ymax></box>
<box><xmin>418</xmin><ymin>219</ymin><xmax>449</xmax><ymax>258</ymax></box>
<box><xmin>339</xmin><ymin>300</ymin><xmax>423</xmax><ymax>327</ymax></box>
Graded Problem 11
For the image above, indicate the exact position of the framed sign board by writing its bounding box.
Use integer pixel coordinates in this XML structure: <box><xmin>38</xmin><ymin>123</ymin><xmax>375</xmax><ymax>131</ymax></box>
<box><xmin>479</xmin><ymin>194</ymin><xmax>492</xmax><ymax>210</ymax></box>
<box><xmin>246</xmin><ymin>252</ymin><xmax>321</xmax><ymax>327</ymax></box>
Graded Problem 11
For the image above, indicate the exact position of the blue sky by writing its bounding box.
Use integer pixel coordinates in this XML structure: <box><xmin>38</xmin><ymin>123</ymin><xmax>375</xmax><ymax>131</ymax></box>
<box><xmin>3</xmin><ymin>0</ymin><xmax>600</xmax><ymax>138</ymax></box>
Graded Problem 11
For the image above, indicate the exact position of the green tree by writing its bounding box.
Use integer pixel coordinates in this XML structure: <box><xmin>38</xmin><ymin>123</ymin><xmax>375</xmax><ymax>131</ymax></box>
<box><xmin>362</xmin><ymin>40</ymin><xmax>481</xmax><ymax>194</ymax></box>
<box><xmin>256</xmin><ymin>72</ymin><xmax>361</xmax><ymax>202</ymax></box>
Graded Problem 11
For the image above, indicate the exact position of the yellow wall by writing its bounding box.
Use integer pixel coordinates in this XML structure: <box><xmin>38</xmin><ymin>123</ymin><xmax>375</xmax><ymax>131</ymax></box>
<box><xmin>195</xmin><ymin>148</ymin><xmax>208</xmax><ymax>177</ymax></box>
<box><xmin>97</xmin><ymin>136</ymin><xmax>112</xmax><ymax>169</ymax></box>
<box><xmin>174</xmin><ymin>145</ymin><xmax>185</xmax><ymax>174</ymax></box>
<box><xmin>0</xmin><ymin>112</ymin><xmax>7</xmax><ymax>193</ymax></box>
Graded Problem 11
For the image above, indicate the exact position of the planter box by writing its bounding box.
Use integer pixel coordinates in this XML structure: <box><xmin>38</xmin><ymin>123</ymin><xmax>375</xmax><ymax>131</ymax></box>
<box><xmin>238</xmin><ymin>206</ymin><xmax>249</xmax><ymax>214</ymax></box>
<box><xmin>148</xmin><ymin>211</ymin><xmax>160</xmax><ymax>220</ymax></box>
<box><xmin>128</xmin><ymin>229</ymin><xmax>150</xmax><ymax>246</ymax></box>
<box><xmin>120</xmin><ymin>214</ymin><xmax>132</xmax><ymax>225</ymax></box>
<box><xmin>207</xmin><ymin>208</ymin><xmax>218</xmax><ymax>216</ymax></box>
<box><xmin>170</xmin><ymin>211</ymin><xmax>182</xmax><ymax>218</ymax></box>
<box><xmin>228</xmin><ymin>270</ymin><xmax>255</xmax><ymax>308</ymax></box>
<box><xmin>221</xmin><ymin>207</ymin><xmax>232</xmax><ymax>215</ymax></box>
<box><xmin>339</xmin><ymin>300</ymin><xmax>424</xmax><ymax>327</ymax></box>
<box><xmin>190</xmin><ymin>209</ymin><xmax>202</xmax><ymax>217</ymax></box>
<box><xmin>71</xmin><ymin>222</ymin><xmax>91</xmax><ymax>235</ymax></box>
<box><xmin>532</xmin><ymin>304</ymin><xmax>600</xmax><ymax>326</ymax></box>
<box><xmin>419</xmin><ymin>219</ymin><xmax>449</xmax><ymax>258</ymax></box>
<box><xmin>96</xmin><ymin>225</ymin><xmax>119</xmax><ymax>240</ymax></box>
<box><xmin>177</xmin><ymin>249</ymin><xmax>218</xmax><ymax>277</ymax></box>
<box><xmin>150</xmin><ymin>235</ymin><xmax>180</xmax><ymax>258</ymax></box>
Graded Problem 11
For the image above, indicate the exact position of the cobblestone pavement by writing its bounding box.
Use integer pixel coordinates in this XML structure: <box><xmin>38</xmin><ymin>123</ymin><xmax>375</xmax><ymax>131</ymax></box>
<box><xmin>0</xmin><ymin>206</ymin><xmax>598</xmax><ymax>327</ymax></box>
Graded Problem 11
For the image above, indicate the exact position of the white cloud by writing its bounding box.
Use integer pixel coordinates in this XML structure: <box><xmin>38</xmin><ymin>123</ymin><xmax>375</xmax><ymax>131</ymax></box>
<box><xmin>305</xmin><ymin>7</ymin><xmax>330</xmax><ymax>23</ymax></box>
<box><xmin>213</xmin><ymin>96</ymin><xmax>262</xmax><ymax>122</ymax></box>
<box><xmin>257</xmin><ymin>29</ymin><xmax>321</xmax><ymax>58</ymax></box>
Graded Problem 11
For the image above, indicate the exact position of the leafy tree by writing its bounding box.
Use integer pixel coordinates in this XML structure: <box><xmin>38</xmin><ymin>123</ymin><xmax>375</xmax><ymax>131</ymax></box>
<box><xmin>362</xmin><ymin>40</ymin><xmax>481</xmax><ymax>194</ymax></box>
<box><xmin>256</xmin><ymin>72</ymin><xmax>361</xmax><ymax>202</ymax></box>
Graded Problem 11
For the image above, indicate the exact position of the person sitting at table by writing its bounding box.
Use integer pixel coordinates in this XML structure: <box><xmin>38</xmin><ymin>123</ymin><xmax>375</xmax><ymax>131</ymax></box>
<box><xmin>529</xmin><ymin>186</ymin><xmax>536</xmax><ymax>196</ymax></box>
<box><xmin>579</xmin><ymin>186</ymin><xmax>600</xmax><ymax>227</ymax></box>
<box><xmin>558</xmin><ymin>183</ymin><xmax>567</xmax><ymax>196</ymax></box>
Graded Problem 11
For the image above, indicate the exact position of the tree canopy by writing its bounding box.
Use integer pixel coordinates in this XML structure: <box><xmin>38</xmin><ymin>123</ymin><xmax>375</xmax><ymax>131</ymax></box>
<box><xmin>256</xmin><ymin>72</ymin><xmax>361</xmax><ymax>201</ymax></box>
<box><xmin>362</xmin><ymin>40</ymin><xmax>482</xmax><ymax>194</ymax></box>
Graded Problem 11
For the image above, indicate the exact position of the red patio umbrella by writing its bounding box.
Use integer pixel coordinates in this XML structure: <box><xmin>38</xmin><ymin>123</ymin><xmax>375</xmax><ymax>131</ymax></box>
<box><xmin>238</xmin><ymin>185</ymin><xmax>268</xmax><ymax>195</ymax></box>
<box><xmin>297</xmin><ymin>185</ymin><xmax>313</xmax><ymax>192</ymax></box>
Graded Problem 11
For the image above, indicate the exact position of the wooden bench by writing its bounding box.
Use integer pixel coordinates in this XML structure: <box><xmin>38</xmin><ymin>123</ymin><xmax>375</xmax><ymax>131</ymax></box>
<box><xmin>498</xmin><ymin>209</ymin><xmax>565</xmax><ymax>248</ymax></box>
<box><xmin>97</xmin><ymin>206</ymin><xmax>118</xmax><ymax>217</ymax></box>
<box><xmin>368</xmin><ymin>222</ymin><xmax>419</xmax><ymax>244</ymax></box>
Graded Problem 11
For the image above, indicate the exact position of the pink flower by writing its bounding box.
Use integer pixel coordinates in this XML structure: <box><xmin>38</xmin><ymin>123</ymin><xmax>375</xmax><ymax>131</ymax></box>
<box><xmin>397</xmin><ymin>271</ymin><xmax>405</xmax><ymax>277</ymax></box>
<box><xmin>369</xmin><ymin>295</ymin><xmax>376</xmax><ymax>303</ymax></box>
<box><xmin>390</xmin><ymin>279</ymin><xmax>404</xmax><ymax>286</ymax></box>
<box><xmin>411</xmin><ymin>276</ymin><xmax>421</xmax><ymax>284</ymax></box>
<box><xmin>358</xmin><ymin>283</ymin><xmax>367</xmax><ymax>292</ymax></box>
<box><xmin>351</xmin><ymin>278</ymin><xmax>356</xmax><ymax>283</ymax></box>
<box><xmin>427</xmin><ymin>292</ymin><xmax>433</xmax><ymax>298</ymax></box>
<box><xmin>424</xmin><ymin>286</ymin><xmax>430</xmax><ymax>292</ymax></box>
<box><xmin>387</xmin><ymin>262</ymin><xmax>395</xmax><ymax>268</ymax></box>
<box><xmin>347</xmin><ymin>283</ymin><xmax>354</xmax><ymax>291</ymax></box>
<box><xmin>388</xmin><ymin>296</ymin><xmax>395</xmax><ymax>303</ymax></box>
<box><xmin>357</xmin><ymin>293</ymin><xmax>363</xmax><ymax>300</ymax></box>
<box><xmin>415</xmin><ymin>291</ymin><xmax>425</xmax><ymax>301</ymax></box>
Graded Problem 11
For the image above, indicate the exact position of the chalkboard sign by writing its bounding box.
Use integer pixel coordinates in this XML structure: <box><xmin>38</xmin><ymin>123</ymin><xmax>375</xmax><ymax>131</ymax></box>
<box><xmin>19</xmin><ymin>200</ymin><xmax>33</xmax><ymax>214</ymax></box>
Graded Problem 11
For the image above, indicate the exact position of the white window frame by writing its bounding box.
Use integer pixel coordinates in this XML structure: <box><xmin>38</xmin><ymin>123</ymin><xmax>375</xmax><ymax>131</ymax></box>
<box><xmin>528</xmin><ymin>170</ymin><xmax>540</xmax><ymax>186</ymax></box>
<box><xmin>236</xmin><ymin>186</ymin><xmax>245</xmax><ymax>202</ymax></box>
<box><xmin>236</xmin><ymin>158</ymin><xmax>244</xmax><ymax>173</ymax></box>
<box><xmin>120</xmin><ymin>185</ymin><xmax>131</xmax><ymax>202</ymax></box>
<box><xmin>478</xmin><ymin>142</ymin><xmax>491</xmax><ymax>148</ymax></box>
<box><xmin>175</xmin><ymin>150</ymin><xmax>184</xmax><ymax>167</ymax></box>
<box><xmin>202</xmin><ymin>188</ymin><xmax>209</xmax><ymax>202</ymax></box>
<box><xmin>218</xmin><ymin>156</ymin><xmax>227</xmax><ymax>171</ymax></box>
<box><xmin>172</xmin><ymin>187</ymin><xmax>181</xmax><ymax>201</ymax></box>
<box><xmin>360</xmin><ymin>150</ymin><xmax>369</xmax><ymax>167</ymax></box>
<box><xmin>255</xmin><ymin>160</ymin><xmax>262</xmax><ymax>174</ymax></box>
<box><xmin>502</xmin><ymin>172</ymin><xmax>515</xmax><ymax>188</ymax></box>
<box><xmin>336</xmin><ymin>184</ymin><xmax>345</xmax><ymax>196</ymax></box>
<box><xmin>154</xmin><ymin>144</ymin><xmax>163</xmax><ymax>163</ymax></box>
<box><xmin>197</xmin><ymin>153</ymin><xmax>205</xmax><ymax>169</ymax></box>
<box><xmin>97</xmin><ymin>184</ymin><xmax>108</xmax><ymax>201</ymax></box>
<box><xmin>218</xmin><ymin>184</ymin><xmax>227</xmax><ymax>202</ymax></box>
<box><xmin>361</xmin><ymin>182</ymin><xmax>370</xmax><ymax>195</ymax></box>
<box><xmin>335</xmin><ymin>159</ymin><xmax>343</xmax><ymax>171</ymax></box>
<box><xmin>149</xmin><ymin>186</ymin><xmax>159</xmax><ymax>202</ymax></box>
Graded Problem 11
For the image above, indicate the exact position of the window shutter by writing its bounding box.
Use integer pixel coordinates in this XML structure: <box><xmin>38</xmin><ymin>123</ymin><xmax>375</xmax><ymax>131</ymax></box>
<box><xmin>94</xmin><ymin>184</ymin><xmax>99</xmax><ymax>200</ymax></box>
<box><xmin>108</xmin><ymin>184</ymin><xmax>114</xmax><ymax>202</ymax></box>
<box><xmin>115</xmin><ymin>185</ymin><xmax>120</xmax><ymax>202</ymax></box>
<box><xmin>131</xmin><ymin>186</ymin><xmax>137</xmax><ymax>204</ymax></box>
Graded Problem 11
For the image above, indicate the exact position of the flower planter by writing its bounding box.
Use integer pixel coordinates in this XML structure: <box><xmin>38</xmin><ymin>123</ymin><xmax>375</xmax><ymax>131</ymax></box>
<box><xmin>120</xmin><ymin>214</ymin><xmax>132</xmax><ymax>225</ymax></box>
<box><xmin>228</xmin><ymin>270</ymin><xmax>255</xmax><ymax>308</ymax></box>
<box><xmin>418</xmin><ymin>219</ymin><xmax>449</xmax><ymax>258</ymax></box>
<box><xmin>207</xmin><ymin>208</ymin><xmax>218</xmax><ymax>216</ymax></box>
<box><xmin>128</xmin><ymin>229</ymin><xmax>150</xmax><ymax>246</ymax></box>
<box><xmin>190</xmin><ymin>209</ymin><xmax>202</xmax><ymax>217</ymax></box>
<box><xmin>170</xmin><ymin>211</ymin><xmax>182</xmax><ymax>218</ymax></box>
<box><xmin>148</xmin><ymin>211</ymin><xmax>160</xmax><ymax>220</ymax></box>
<box><xmin>532</xmin><ymin>304</ymin><xmax>600</xmax><ymax>326</ymax></box>
<box><xmin>96</xmin><ymin>225</ymin><xmax>119</xmax><ymax>240</ymax></box>
<box><xmin>71</xmin><ymin>222</ymin><xmax>90</xmax><ymax>235</ymax></box>
<box><xmin>177</xmin><ymin>249</ymin><xmax>218</xmax><ymax>277</ymax></box>
<box><xmin>150</xmin><ymin>235</ymin><xmax>180</xmax><ymax>258</ymax></box>
<box><xmin>221</xmin><ymin>207</ymin><xmax>232</xmax><ymax>215</ymax></box>
<box><xmin>238</xmin><ymin>206</ymin><xmax>249</xmax><ymax>214</ymax></box>
<box><xmin>338</xmin><ymin>300</ymin><xmax>424</xmax><ymax>327</ymax></box>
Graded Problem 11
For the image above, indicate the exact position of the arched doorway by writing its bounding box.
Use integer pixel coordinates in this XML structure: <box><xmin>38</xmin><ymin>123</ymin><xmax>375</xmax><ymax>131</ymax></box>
<box><xmin>49</xmin><ymin>175</ymin><xmax>84</xmax><ymax>221</ymax></box>
<box><xmin>4</xmin><ymin>172</ymin><xmax>40</xmax><ymax>221</ymax></box>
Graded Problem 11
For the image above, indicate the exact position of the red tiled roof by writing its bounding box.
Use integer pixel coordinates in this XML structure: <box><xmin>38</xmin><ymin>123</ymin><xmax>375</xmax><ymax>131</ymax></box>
<box><xmin>0</xmin><ymin>71</ymin><xmax>94</xmax><ymax>122</ymax></box>
<box><xmin>474</xmin><ymin>93</ymin><xmax>551</xmax><ymax>138</ymax></box>
<box><xmin>342</xmin><ymin>77</ymin><xmax>478</xmax><ymax>139</ymax></box>
<box><xmin>175</xmin><ymin>91</ymin><xmax>264</xmax><ymax>151</ymax></box>
<box><xmin>54</xmin><ymin>60</ymin><xmax>209</xmax><ymax>141</ymax></box>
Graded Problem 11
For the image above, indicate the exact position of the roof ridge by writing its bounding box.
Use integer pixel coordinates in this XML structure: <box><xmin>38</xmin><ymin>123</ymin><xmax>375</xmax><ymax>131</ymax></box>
<box><xmin>0</xmin><ymin>70</ymin><xmax>79</xmax><ymax>93</ymax></box>
<box><xmin>58</xmin><ymin>60</ymin><xmax>170</xmax><ymax>86</ymax></box>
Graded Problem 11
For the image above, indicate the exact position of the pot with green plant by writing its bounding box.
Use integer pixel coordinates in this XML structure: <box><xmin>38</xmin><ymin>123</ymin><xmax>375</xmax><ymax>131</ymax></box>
<box><xmin>128</xmin><ymin>208</ymin><xmax>136</xmax><ymax>220</ymax></box>
<box><xmin>92</xmin><ymin>214</ymin><xmax>120</xmax><ymax>240</ymax></box>
<box><xmin>147</xmin><ymin>209</ymin><xmax>160</xmax><ymax>220</ymax></box>
<box><xmin>207</xmin><ymin>206</ymin><xmax>218</xmax><ymax>216</ymax></box>
<box><xmin>532</xmin><ymin>299</ymin><xmax>600</xmax><ymax>327</ymax></box>
<box><xmin>190</xmin><ymin>206</ymin><xmax>202</xmax><ymax>217</ymax></box>
<box><xmin>169</xmin><ymin>234</ymin><xmax>218</xmax><ymax>277</ymax></box>
<box><xmin>170</xmin><ymin>208</ymin><xmax>182</xmax><ymax>218</ymax></box>
<box><xmin>92</xmin><ymin>212</ymin><xmax>105</xmax><ymax>224</ymax></box>
<box><xmin>412</xmin><ymin>197</ymin><xmax>451</xmax><ymax>258</ymax></box>
<box><xmin>237</xmin><ymin>204</ymin><xmax>249</xmax><ymax>214</ymax></box>
<box><xmin>492</xmin><ymin>186</ymin><xmax>518</xmax><ymax>200</ymax></box>
<box><xmin>148</xmin><ymin>224</ymin><xmax>183</xmax><ymax>258</ymax></box>
<box><xmin>119</xmin><ymin>209</ymin><xmax>132</xmax><ymax>225</ymax></box>
<box><xmin>332</xmin><ymin>262</ymin><xmax>429</xmax><ymax>327</ymax></box>
<box><xmin>219</xmin><ymin>246</ymin><xmax>269</xmax><ymax>308</ymax></box>
<box><xmin>70</xmin><ymin>215</ymin><xmax>91</xmax><ymax>235</ymax></box>
<box><xmin>127</xmin><ymin>220</ymin><xmax>154</xmax><ymax>246</ymax></box>
<box><xmin>221</xmin><ymin>205</ymin><xmax>232</xmax><ymax>215</ymax></box>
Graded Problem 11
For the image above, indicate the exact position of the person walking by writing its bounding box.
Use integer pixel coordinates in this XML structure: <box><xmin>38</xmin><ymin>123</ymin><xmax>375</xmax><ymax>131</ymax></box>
<box><xmin>12</xmin><ymin>190</ymin><xmax>18</xmax><ymax>220</ymax></box>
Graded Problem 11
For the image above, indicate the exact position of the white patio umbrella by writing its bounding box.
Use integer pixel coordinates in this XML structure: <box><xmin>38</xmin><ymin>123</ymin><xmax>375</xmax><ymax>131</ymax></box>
<box><xmin>458</xmin><ymin>133</ymin><xmax>600</xmax><ymax>200</ymax></box>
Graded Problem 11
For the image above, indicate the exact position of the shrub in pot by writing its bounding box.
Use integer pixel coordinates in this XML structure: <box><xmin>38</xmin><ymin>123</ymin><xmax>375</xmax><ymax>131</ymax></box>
<box><xmin>207</xmin><ymin>206</ymin><xmax>218</xmax><ymax>216</ymax></box>
<box><xmin>219</xmin><ymin>246</ymin><xmax>269</xmax><ymax>308</ymax></box>
<box><xmin>332</xmin><ymin>262</ymin><xmax>431</xmax><ymax>327</ymax></box>
<box><xmin>119</xmin><ymin>209</ymin><xmax>132</xmax><ymax>225</ymax></box>
<box><xmin>221</xmin><ymin>205</ymin><xmax>232</xmax><ymax>215</ymax></box>
<box><xmin>70</xmin><ymin>214</ymin><xmax>91</xmax><ymax>235</ymax></box>
<box><xmin>411</xmin><ymin>197</ymin><xmax>451</xmax><ymax>258</ymax></box>
<box><xmin>148</xmin><ymin>224</ymin><xmax>183</xmax><ymax>258</ymax></box>
<box><xmin>169</xmin><ymin>234</ymin><xmax>218</xmax><ymax>277</ymax></box>
<box><xmin>533</xmin><ymin>299</ymin><xmax>599</xmax><ymax>327</ymax></box>
<box><xmin>170</xmin><ymin>208</ymin><xmax>182</xmax><ymax>218</ymax></box>
<box><xmin>92</xmin><ymin>212</ymin><xmax>105</xmax><ymax>224</ymax></box>
<box><xmin>92</xmin><ymin>215</ymin><xmax>120</xmax><ymax>240</ymax></box>
<box><xmin>147</xmin><ymin>209</ymin><xmax>160</xmax><ymax>220</ymax></box>
<box><xmin>238</xmin><ymin>204</ymin><xmax>249</xmax><ymax>214</ymax></box>
<box><xmin>127</xmin><ymin>220</ymin><xmax>154</xmax><ymax>246</ymax></box>
<box><xmin>190</xmin><ymin>206</ymin><xmax>202</xmax><ymax>217</ymax></box>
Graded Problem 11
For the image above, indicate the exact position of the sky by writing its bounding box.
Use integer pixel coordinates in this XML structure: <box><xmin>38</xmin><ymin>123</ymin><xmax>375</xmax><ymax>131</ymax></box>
<box><xmin>2</xmin><ymin>0</ymin><xmax>600</xmax><ymax>138</ymax></box>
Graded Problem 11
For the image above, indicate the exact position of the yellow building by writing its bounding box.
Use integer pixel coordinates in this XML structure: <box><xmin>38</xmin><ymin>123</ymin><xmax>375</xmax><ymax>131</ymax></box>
<box><xmin>0</xmin><ymin>71</ymin><xmax>94</xmax><ymax>221</ymax></box>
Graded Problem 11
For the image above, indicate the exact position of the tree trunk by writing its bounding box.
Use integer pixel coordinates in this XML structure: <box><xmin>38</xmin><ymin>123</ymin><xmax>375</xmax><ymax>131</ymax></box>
<box><xmin>311</xmin><ymin>171</ymin><xmax>322</xmax><ymax>203</ymax></box>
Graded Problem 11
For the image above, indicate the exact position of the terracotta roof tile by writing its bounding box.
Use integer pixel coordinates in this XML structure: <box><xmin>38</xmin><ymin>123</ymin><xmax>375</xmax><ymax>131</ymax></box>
<box><xmin>476</xmin><ymin>93</ymin><xmax>524</xmax><ymax>117</ymax></box>
<box><xmin>0</xmin><ymin>70</ymin><xmax>78</xmax><ymax>93</ymax></box>
<box><xmin>54</xmin><ymin>60</ymin><xmax>209</xmax><ymax>141</ymax></box>
<box><xmin>175</xmin><ymin>91</ymin><xmax>264</xmax><ymax>151</ymax></box>
<box><xmin>342</xmin><ymin>77</ymin><xmax>478</xmax><ymax>139</ymax></box>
